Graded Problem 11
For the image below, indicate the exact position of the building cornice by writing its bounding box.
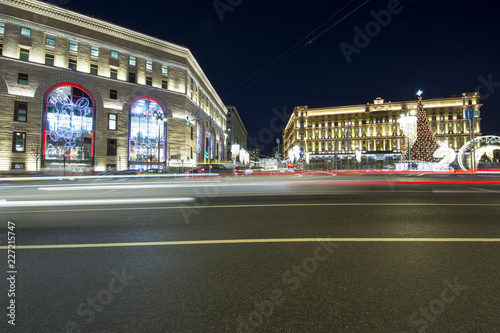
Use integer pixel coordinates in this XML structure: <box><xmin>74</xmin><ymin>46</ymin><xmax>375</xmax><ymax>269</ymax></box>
<box><xmin>0</xmin><ymin>0</ymin><xmax>227</xmax><ymax>113</ymax></box>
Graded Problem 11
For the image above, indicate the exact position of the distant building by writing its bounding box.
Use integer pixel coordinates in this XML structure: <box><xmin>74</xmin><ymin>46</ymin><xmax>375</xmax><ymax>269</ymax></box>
<box><xmin>226</xmin><ymin>105</ymin><xmax>248</xmax><ymax>159</ymax></box>
<box><xmin>283</xmin><ymin>93</ymin><xmax>482</xmax><ymax>166</ymax></box>
<box><xmin>249</xmin><ymin>148</ymin><xmax>260</xmax><ymax>163</ymax></box>
<box><xmin>0</xmin><ymin>0</ymin><xmax>227</xmax><ymax>172</ymax></box>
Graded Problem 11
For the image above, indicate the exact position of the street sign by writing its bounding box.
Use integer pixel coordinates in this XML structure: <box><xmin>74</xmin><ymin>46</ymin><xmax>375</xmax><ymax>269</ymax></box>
<box><xmin>402</xmin><ymin>145</ymin><xmax>407</xmax><ymax>150</ymax></box>
<box><xmin>299</xmin><ymin>153</ymin><xmax>304</xmax><ymax>158</ymax></box>
<box><xmin>465</xmin><ymin>109</ymin><xmax>473</xmax><ymax>120</ymax></box>
<box><xmin>275</xmin><ymin>151</ymin><xmax>279</xmax><ymax>158</ymax></box>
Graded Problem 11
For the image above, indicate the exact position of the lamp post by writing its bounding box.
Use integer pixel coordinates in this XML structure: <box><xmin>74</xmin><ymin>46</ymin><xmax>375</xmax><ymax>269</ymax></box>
<box><xmin>399</xmin><ymin>106</ymin><xmax>417</xmax><ymax>170</ymax></box>
<box><xmin>153</xmin><ymin>111</ymin><xmax>167</xmax><ymax>172</ymax></box>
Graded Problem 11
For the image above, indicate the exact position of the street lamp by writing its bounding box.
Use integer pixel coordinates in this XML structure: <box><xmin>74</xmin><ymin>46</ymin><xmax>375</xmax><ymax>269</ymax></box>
<box><xmin>399</xmin><ymin>107</ymin><xmax>417</xmax><ymax>170</ymax></box>
<box><xmin>153</xmin><ymin>111</ymin><xmax>167</xmax><ymax>172</ymax></box>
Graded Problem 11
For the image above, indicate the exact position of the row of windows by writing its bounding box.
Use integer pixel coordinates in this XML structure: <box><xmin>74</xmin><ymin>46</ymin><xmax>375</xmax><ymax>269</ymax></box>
<box><xmin>2</xmin><ymin>23</ymin><xmax>170</xmax><ymax>73</ymax></box>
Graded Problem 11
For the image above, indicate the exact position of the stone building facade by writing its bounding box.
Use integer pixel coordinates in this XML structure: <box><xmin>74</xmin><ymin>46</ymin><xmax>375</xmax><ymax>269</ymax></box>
<box><xmin>0</xmin><ymin>0</ymin><xmax>227</xmax><ymax>172</ymax></box>
<box><xmin>283</xmin><ymin>93</ymin><xmax>482</xmax><ymax>166</ymax></box>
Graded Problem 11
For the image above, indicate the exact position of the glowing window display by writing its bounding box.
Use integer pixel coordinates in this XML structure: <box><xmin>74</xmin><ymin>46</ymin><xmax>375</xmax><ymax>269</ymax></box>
<box><xmin>43</xmin><ymin>84</ymin><xmax>95</xmax><ymax>162</ymax></box>
<box><xmin>129</xmin><ymin>98</ymin><xmax>166</xmax><ymax>164</ymax></box>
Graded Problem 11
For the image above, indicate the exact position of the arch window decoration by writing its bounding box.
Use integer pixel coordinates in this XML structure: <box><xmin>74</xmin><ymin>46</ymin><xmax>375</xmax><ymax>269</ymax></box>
<box><xmin>129</xmin><ymin>98</ymin><xmax>166</xmax><ymax>164</ymax></box>
<box><xmin>43</xmin><ymin>84</ymin><xmax>95</xmax><ymax>163</ymax></box>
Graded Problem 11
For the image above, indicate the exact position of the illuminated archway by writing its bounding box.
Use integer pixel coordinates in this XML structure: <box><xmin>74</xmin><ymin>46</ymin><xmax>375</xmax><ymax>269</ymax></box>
<box><xmin>43</xmin><ymin>83</ymin><xmax>95</xmax><ymax>166</ymax></box>
<box><xmin>129</xmin><ymin>97</ymin><xmax>166</xmax><ymax>168</ymax></box>
<box><xmin>458</xmin><ymin>135</ymin><xmax>500</xmax><ymax>171</ymax></box>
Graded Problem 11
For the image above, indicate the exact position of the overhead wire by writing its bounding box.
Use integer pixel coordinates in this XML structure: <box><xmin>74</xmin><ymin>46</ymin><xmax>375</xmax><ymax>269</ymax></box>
<box><xmin>223</xmin><ymin>0</ymin><xmax>371</xmax><ymax>102</ymax></box>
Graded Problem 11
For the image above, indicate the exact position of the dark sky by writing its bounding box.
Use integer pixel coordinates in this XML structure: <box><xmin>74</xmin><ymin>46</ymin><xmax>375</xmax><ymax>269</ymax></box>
<box><xmin>45</xmin><ymin>0</ymin><xmax>500</xmax><ymax>155</ymax></box>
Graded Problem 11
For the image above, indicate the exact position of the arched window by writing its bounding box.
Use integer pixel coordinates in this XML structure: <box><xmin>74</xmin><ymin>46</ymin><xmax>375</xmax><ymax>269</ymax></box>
<box><xmin>43</xmin><ymin>84</ymin><xmax>95</xmax><ymax>164</ymax></box>
<box><xmin>129</xmin><ymin>98</ymin><xmax>166</xmax><ymax>164</ymax></box>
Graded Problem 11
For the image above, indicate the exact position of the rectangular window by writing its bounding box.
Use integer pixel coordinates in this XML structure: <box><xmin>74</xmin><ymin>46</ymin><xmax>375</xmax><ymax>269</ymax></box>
<box><xmin>162</xmin><ymin>65</ymin><xmax>168</xmax><ymax>74</ymax></box>
<box><xmin>11</xmin><ymin>163</ymin><xmax>25</xmax><ymax>170</ymax></box>
<box><xmin>161</xmin><ymin>79</ymin><xmax>168</xmax><ymax>89</ymax></box>
<box><xmin>109</xmin><ymin>89</ymin><xmax>117</xmax><ymax>100</ymax></box>
<box><xmin>111</xmin><ymin>50</ymin><xmax>118</xmax><ymax>58</ymax></box>
<box><xmin>107</xmin><ymin>139</ymin><xmax>117</xmax><ymax>156</ymax></box>
<box><xmin>146</xmin><ymin>77</ymin><xmax>152</xmax><ymax>86</ymax></box>
<box><xmin>68</xmin><ymin>58</ymin><xmax>77</xmax><ymax>71</ymax></box>
<box><xmin>21</xmin><ymin>27</ymin><xmax>30</xmax><ymax>36</ymax></box>
<box><xmin>0</xmin><ymin>22</ymin><xmax>4</xmax><ymax>35</ymax></box>
<box><xmin>19</xmin><ymin>48</ymin><xmax>30</xmax><ymax>61</ymax></box>
<box><xmin>129</xmin><ymin>56</ymin><xmax>136</xmax><ymax>66</ymax></box>
<box><xmin>45</xmin><ymin>53</ymin><xmax>54</xmax><ymax>66</ymax></box>
<box><xmin>108</xmin><ymin>113</ymin><xmax>117</xmax><ymax>130</ymax></box>
<box><xmin>46</xmin><ymin>35</ymin><xmax>56</xmax><ymax>46</ymax></box>
<box><xmin>91</xmin><ymin>46</ymin><xmax>99</xmax><ymax>57</ymax></box>
<box><xmin>128</xmin><ymin>72</ymin><xmax>136</xmax><ymax>83</ymax></box>
<box><xmin>14</xmin><ymin>102</ymin><xmax>27</xmax><ymax>122</ymax></box>
<box><xmin>191</xmin><ymin>127</ymin><xmax>194</xmax><ymax>140</ymax></box>
<box><xmin>69</xmin><ymin>40</ymin><xmax>78</xmax><ymax>52</ymax></box>
<box><xmin>146</xmin><ymin>60</ymin><xmax>152</xmax><ymax>71</ymax></box>
<box><xmin>18</xmin><ymin>73</ymin><xmax>28</xmax><ymax>85</ymax></box>
<box><xmin>90</xmin><ymin>64</ymin><xmax>98</xmax><ymax>75</ymax></box>
<box><xmin>0</xmin><ymin>43</ymin><xmax>3</xmax><ymax>56</ymax></box>
<box><xmin>110</xmin><ymin>68</ymin><xmax>118</xmax><ymax>79</ymax></box>
<box><xmin>13</xmin><ymin>132</ymin><xmax>26</xmax><ymax>152</ymax></box>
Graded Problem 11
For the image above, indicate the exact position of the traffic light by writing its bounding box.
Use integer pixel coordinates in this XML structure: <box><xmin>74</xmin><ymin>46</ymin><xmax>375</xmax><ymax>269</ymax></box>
<box><xmin>186</xmin><ymin>117</ymin><xmax>190</xmax><ymax>125</ymax></box>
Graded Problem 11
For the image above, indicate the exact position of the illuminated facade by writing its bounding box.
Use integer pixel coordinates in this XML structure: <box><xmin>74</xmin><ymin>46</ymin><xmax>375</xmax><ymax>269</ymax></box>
<box><xmin>283</xmin><ymin>93</ymin><xmax>482</xmax><ymax>165</ymax></box>
<box><xmin>0</xmin><ymin>0</ymin><xmax>227</xmax><ymax>172</ymax></box>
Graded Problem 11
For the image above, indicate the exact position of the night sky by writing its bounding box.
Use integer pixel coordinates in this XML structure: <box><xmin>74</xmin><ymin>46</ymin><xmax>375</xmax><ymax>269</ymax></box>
<box><xmin>43</xmin><ymin>0</ymin><xmax>500</xmax><ymax>155</ymax></box>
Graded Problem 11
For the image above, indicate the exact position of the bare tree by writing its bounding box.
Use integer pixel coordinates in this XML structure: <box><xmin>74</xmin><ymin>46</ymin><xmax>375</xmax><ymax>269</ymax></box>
<box><xmin>28</xmin><ymin>137</ymin><xmax>42</xmax><ymax>171</ymax></box>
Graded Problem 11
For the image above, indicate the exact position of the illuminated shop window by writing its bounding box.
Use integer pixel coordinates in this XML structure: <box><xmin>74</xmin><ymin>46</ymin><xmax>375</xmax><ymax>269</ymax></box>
<box><xmin>43</xmin><ymin>84</ymin><xmax>95</xmax><ymax>162</ymax></box>
<box><xmin>129</xmin><ymin>98</ymin><xmax>166</xmax><ymax>164</ymax></box>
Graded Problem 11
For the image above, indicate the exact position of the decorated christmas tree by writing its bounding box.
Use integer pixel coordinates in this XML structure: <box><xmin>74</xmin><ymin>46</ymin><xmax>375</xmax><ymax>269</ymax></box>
<box><xmin>401</xmin><ymin>93</ymin><xmax>439</xmax><ymax>162</ymax></box>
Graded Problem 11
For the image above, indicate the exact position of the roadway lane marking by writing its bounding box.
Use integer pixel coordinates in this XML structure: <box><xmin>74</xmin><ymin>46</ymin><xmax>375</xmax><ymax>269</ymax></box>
<box><xmin>2</xmin><ymin>237</ymin><xmax>500</xmax><ymax>250</ymax></box>
<box><xmin>1</xmin><ymin>202</ymin><xmax>500</xmax><ymax>213</ymax></box>
<box><xmin>0</xmin><ymin>197</ymin><xmax>194</xmax><ymax>207</ymax></box>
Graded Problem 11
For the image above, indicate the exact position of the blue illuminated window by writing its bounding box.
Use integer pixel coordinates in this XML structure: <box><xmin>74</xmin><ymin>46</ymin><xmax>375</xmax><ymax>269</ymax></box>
<box><xmin>69</xmin><ymin>41</ymin><xmax>78</xmax><ymax>52</ymax></box>
<box><xmin>146</xmin><ymin>61</ymin><xmax>152</xmax><ymax>71</ymax></box>
<box><xmin>111</xmin><ymin>50</ymin><xmax>118</xmax><ymax>58</ymax></box>
<box><xmin>129</xmin><ymin>56</ymin><xmax>136</xmax><ymax>66</ymax></box>
<box><xmin>21</xmin><ymin>27</ymin><xmax>30</xmax><ymax>36</ymax></box>
<box><xmin>162</xmin><ymin>65</ymin><xmax>168</xmax><ymax>74</ymax></box>
<box><xmin>46</xmin><ymin>35</ymin><xmax>55</xmax><ymax>46</ymax></box>
<box><xmin>0</xmin><ymin>22</ymin><xmax>4</xmax><ymax>35</ymax></box>
<box><xmin>91</xmin><ymin>46</ymin><xmax>99</xmax><ymax>57</ymax></box>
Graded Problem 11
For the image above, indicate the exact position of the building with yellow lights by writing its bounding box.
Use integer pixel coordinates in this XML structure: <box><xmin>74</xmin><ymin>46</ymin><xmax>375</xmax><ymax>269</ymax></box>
<box><xmin>283</xmin><ymin>93</ymin><xmax>482</xmax><ymax>168</ymax></box>
<box><xmin>0</xmin><ymin>0</ymin><xmax>227</xmax><ymax>172</ymax></box>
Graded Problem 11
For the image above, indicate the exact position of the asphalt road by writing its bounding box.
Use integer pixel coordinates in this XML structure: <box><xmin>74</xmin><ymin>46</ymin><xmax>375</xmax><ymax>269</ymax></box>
<box><xmin>1</xmin><ymin>174</ymin><xmax>499</xmax><ymax>333</ymax></box>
